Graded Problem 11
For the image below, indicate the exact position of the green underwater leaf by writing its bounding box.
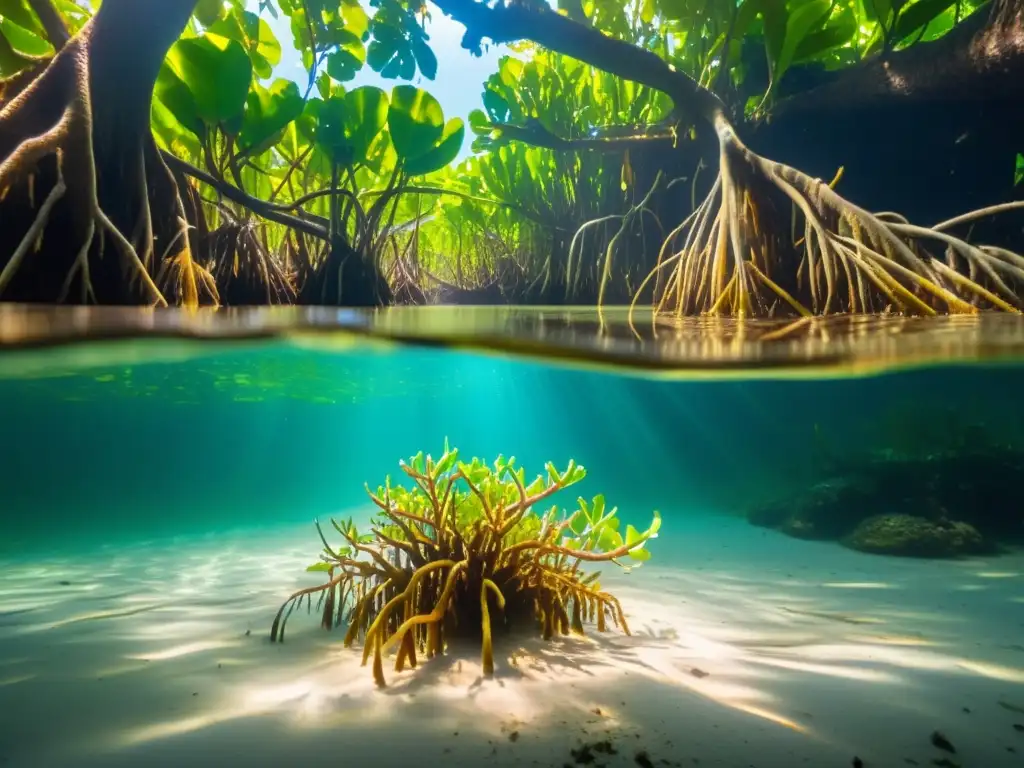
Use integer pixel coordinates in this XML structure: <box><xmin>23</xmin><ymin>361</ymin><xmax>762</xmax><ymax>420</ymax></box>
<box><xmin>627</xmin><ymin>547</ymin><xmax>652</xmax><ymax>562</ymax></box>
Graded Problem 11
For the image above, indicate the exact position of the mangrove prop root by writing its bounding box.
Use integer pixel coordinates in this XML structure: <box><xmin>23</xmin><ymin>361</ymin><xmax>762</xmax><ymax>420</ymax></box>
<box><xmin>271</xmin><ymin>452</ymin><xmax>656</xmax><ymax>688</ymax></box>
<box><xmin>208</xmin><ymin>214</ymin><xmax>296</xmax><ymax>306</ymax></box>
<box><xmin>427</xmin><ymin>0</ymin><xmax>1024</xmax><ymax>320</ymax></box>
<box><xmin>0</xmin><ymin>29</ymin><xmax>214</xmax><ymax>307</ymax></box>
<box><xmin>632</xmin><ymin>114</ymin><xmax>1024</xmax><ymax>321</ymax></box>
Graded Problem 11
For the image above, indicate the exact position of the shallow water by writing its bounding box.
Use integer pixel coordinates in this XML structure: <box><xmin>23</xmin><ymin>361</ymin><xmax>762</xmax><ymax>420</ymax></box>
<box><xmin>1</xmin><ymin>306</ymin><xmax>1023</xmax><ymax>767</ymax></box>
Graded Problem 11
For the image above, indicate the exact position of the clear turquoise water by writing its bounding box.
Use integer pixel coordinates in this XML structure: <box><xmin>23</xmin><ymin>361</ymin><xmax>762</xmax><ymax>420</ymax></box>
<box><xmin>1</xmin><ymin>337</ymin><xmax>1021</xmax><ymax>553</ymax></box>
<box><xmin>2</xmin><ymin>338</ymin><xmax>1024</xmax><ymax>767</ymax></box>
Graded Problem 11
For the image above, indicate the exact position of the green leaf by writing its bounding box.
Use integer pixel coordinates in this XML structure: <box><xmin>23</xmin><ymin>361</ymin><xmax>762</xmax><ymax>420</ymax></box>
<box><xmin>773</xmin><ymin>0</ymin><xmax>831</xmax><ymax>88</ymax></box>
<box><xmin>793</xmin><ymin>17</ymin><xmax>857</xmax><ymax>63</ymax></box>
<box><xmin>155</xmin><ymin>62</ymin><xmax>204</xmax><ymax>138</ymax></box>
<box><xmin>569</xmin><ymin>510</ymin><xmax>588</xmax><ymax>535</ymax></box>
<box><xmin>194</xmin><ymin>0</ymin><xmax>226</xmax><ymax>26</ymax></box>
<box><xmin>306</xmin><ymin>562</ymin><xmax>333</xmax><ymax>572</ymax></box>
<box><xmin>893</xmin><ymin>0</ymin><xmax>957</xmax><ymax>41</ymax></box>
<box><xmin>860</xmin><ymin>0</ymin><xmax>892</xmax><ymax>23</ymax></box>
<box><xmin>367</xmin><ymin>24</ymin><xmax>416</xmax><ymax>80</ymax></box>
<box><xmin>760</xmin><ymin>0</ymin><xmax>788</xmax><ymax>80</ymax></box>
<box><xmin>327</xmin><ymin>49</ymin><xmax>360</xmax><ymax>82</ymax></box>
<box><xmin>433</xmin><ymin>446</ymin><xmax>458</xmax><ymax>479</ymax></box>
<box><xmin>411</xmin><ymin>35</ymin><xmax>437</xmax><ymax>80</ymax></box>
<box><xmin>165</xmin><ymin>33</ymin><xmax>253</xmax><ymax>128</ymax></box>
<box><xmin>0</xmin><ymin>0</ymin><xmax>45</xmax><ymax>37</ymax></box>
<box><xmin>598</xmin><ymin>527</ymin><xmax>624</xmax><ymax>551</ymax></box>
<box><xmin>325</xmin><ymin>30</ymin><xmax>366</xmax><ymax>82</ymax></box>
<box><xmin>340</xmin><ymin>1</ymin><xmax>369</xmax><ymax>37</ymax></box>
<box><xmin>0</xmin><ymin>17</ymin><xmax>50</xmax><ymax>58</ymax></box>
<box><xmin>733</xmin><ymin>0</ymin><xmax>764</xmax><ymax>40</ymax></box>
<box><xmin>239</xmin><ymin>78</ymin><xmax>304</xmax><ymax>154</ymax></box>
<box><xmin>404</xmin><ymin>117</ymin><xmax>464</xmax><ymax>175</ymax></box>
<box><xmin>1015</xmin><ymin>153</ymin><xmax>1023</xmax><ymax>187</ymax></box>
<box><xmin>468</xmin><ymin>109</ymin><xmax>492</xmax><ymax>136</ymax></box>
<box><xmin>0</xmin><ymin>28</ymin><xmax>36</xmax><ymax>76</ymax></box>
<box><xmin>482</xmin><ymin>88</ymin><xmax>512</xmax><ymax>123</ymax></box>
<box><xmin>388</xmin><ymin>85</ymin><xmax>444</xmax><ymax>161</ymax></box>
<box><xmin>411</xmin><ymin>451</ymin><xmax>426</xmax><ymax>475</ymax></box>
<box><xmin>150</xmin><ymin>96</ymin><xmax>203</xmax><ymax>159</ymax></box>
<box><xmin>343</xmin><ymin>86</ymin><xmax>388</xmax><ymax>164</ymax></box>
<box><xmin>628</xmin><ymin>547</ymin><xmax>652</xmax><ymax>562</ymax></box>
<box><xmin>207</xmin><ymin>10</ymin><xmax>282</xmax><ymax>80</ymax></box>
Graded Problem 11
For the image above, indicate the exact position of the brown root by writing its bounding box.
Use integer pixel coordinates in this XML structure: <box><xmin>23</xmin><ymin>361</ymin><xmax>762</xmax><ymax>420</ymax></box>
<box><xmin>0</xmin><ymin>26</ymin><xmax>206</xmax><ymax>307</ymax></box>
<box><xmin>208</xmin><ymin>212</ymin><xmax>296</xmax><ymax>306</ymax></box>
<box><xmin>634</xmin><ymin>114</ymin><xmax>1024</xmax><ymax>320</ymax></box>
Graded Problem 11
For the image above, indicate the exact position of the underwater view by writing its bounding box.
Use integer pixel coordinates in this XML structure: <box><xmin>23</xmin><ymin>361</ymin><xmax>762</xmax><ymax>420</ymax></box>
<box><xmin>0</xmin><ymin>309</ymin><xmax>1022</xmax><ymax>768</ymax></box>
<box><xmin>2</xmin><ymin>0</ymin><xmax>1024</xmax><ymax>765</ymax></box>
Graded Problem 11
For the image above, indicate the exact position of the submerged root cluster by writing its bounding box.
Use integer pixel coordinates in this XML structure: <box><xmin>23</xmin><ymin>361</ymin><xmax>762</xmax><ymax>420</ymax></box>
<box><xmin>637</xmin><ymin>114</ymin><xmax>1024</xmax><ymax>319</ymax></box>
<box><xmin>271</xmin><ymin>447</ymin><xmax>661</xmax><ymax>687</ymax></box>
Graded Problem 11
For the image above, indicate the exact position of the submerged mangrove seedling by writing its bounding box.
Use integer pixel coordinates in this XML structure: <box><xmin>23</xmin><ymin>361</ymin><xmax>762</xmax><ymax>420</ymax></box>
<box><xmin>270</xmin><ymin>445</ymin><xmax>661</xmax><ymax>687</ymax></box>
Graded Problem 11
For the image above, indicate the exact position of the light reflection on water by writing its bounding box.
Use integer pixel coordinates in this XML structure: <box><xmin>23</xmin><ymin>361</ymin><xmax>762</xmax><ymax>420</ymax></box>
<box><xmin>2</xmin><ymin>305</ymin><xmax>1024</xmax><ymax>379</ymax></box>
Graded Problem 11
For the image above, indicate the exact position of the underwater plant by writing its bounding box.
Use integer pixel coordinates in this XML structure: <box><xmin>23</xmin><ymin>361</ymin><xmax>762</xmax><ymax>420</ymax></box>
<box><xmin>270</xmin><ymin>445</ymin><xmax>661</xmax><ymax>687</ymax></box>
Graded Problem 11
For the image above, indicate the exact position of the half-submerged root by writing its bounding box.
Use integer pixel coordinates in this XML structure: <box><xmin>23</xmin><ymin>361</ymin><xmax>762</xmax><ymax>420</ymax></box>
<box><xmin>636</xmin><ymin>114</ymin><xmax>1024</xmax><ymax>320</ymax></box>
<box><xmin>270</xmin><ymin>446</ymin><xmax>661</xmax><ymax>687</ymax></box>
<box><xmin>0</xmin><ymin>21</ymin><xmax>206</xmax><ymax>306</ymax></box>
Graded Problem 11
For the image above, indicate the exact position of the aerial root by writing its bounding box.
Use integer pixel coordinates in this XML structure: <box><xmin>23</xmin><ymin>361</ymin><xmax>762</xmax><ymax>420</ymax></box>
<box><xmin>209</xmin><ymin>213</ymin><xmax>294</xmax><ymax>305</ymax></box>
<box><xmin>154</xmin><ymin>152</ymin><xmax>219</xmax><ymax>309</ymax></box>
<box><xmin>630</xmin><ymin>113</ymin><xmax>1024</xmax><ymax>321</ymax></box>
<box><xmin>0</xmin><ymin>43</ymin><xmax>169</xmax><ymax>306</ymax></box>
<box><xmin>0</xmin><ymin>154</ymin><xmax>66</xmax><ymax>295</ymax></box>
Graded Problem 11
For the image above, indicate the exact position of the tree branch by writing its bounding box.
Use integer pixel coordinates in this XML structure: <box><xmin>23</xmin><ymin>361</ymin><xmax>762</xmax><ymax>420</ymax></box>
<box><xmin>27</xmin><ymin>0</ymin><xmax>70</xmax><ymax>50</ymax></box>
<box><xmin>768</xmin><ymin>1</ymin><xmax>1022</xmax><ymax>120</ymax></box>
<box><xmin>161</xmin><ymin>151</ymin><xmax>329</xmax><ymax>240</ymax></box>
<box><xmin>490</xmin><ymin>120</ymin><xmax>678</xmax><ymax>152</ymax></box>
<box><xmin>432</xmin><ymin>0</ymin><xmax>727</xmax><ymax>127</ymax></box>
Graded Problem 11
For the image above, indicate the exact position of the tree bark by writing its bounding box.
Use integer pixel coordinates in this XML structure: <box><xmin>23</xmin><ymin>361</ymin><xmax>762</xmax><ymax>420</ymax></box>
<box><xmin>752</xmin><ymin>0</ymin><xmax>1024</xmax><ymax>225</ymax></box>
<box><xmin>771</xmin><ymin>0</ymin><xmax>1023</xmax><ymax>119</ymax></box>
<box><xmin>438</xmin><ymin>0</ymin><xmax>1023</xmax><ymax>232</ymax></box>
<box><xmin>86</xmin><ymin>0</ymin><xmax>199</xmax><ymax>253</ymax></box>
<box><xmin>0</xmin><ymin>0</ymin><xmax>202</xmax><ymax>304</ymax></box>
<box><xmin>434</xmin><ymin>0</ymin><xmax>726</xmax><ymax>125</ymax></box>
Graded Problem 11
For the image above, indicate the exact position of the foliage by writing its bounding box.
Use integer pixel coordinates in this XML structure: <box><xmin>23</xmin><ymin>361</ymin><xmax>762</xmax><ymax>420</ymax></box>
<box><xmin>0</xmin><ymin>0</ymin><xmax>472</xmax><ymax>304</ymax></box>
<box><xmin>0</xmin><ymin>0</ymin><xmax>1000</xmax><ymax>305</ymax></box>
<box><xmin>455</xmin><ymin>48</ymin><xmax>668</xmax><ymax>300</ymax></box>
<box><xmin>271</xmin><ymin>445</ymin><xmax>661</xmax><ymax>686</ymax></box>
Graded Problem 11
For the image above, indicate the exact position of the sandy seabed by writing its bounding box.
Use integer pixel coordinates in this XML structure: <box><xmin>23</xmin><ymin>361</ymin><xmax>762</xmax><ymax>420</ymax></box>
<box><xmin>1</xmin><ymin>515</ymin><xmax>1022</xmax><ymax>768</ymax></box>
